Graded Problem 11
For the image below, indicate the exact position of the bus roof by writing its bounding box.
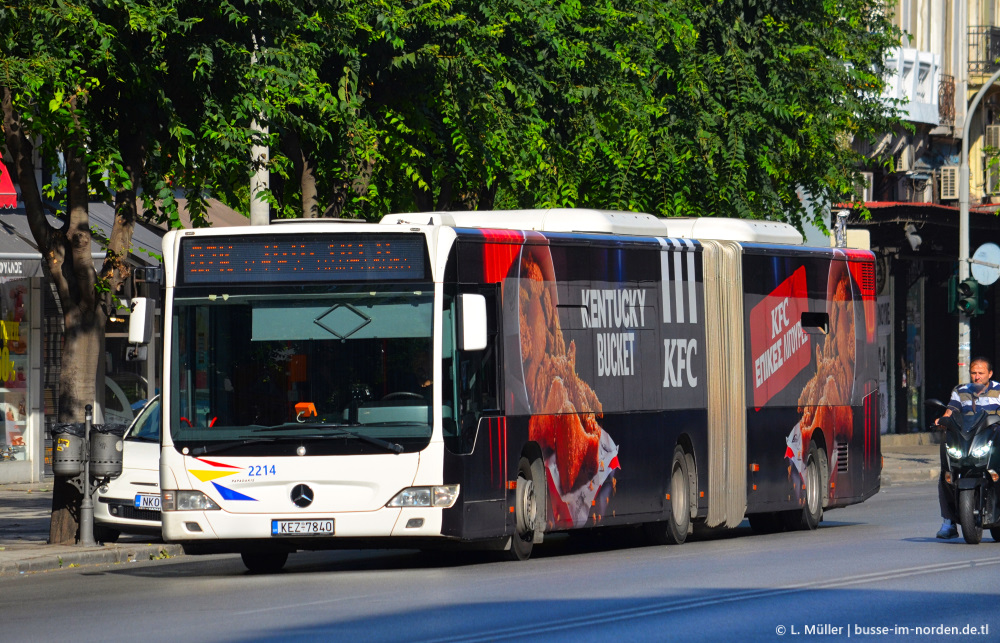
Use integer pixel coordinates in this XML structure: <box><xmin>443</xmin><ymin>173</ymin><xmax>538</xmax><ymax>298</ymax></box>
<box><xmin>379</xmin><ymin>209</ymin><xmax>803</xmax><ymax>245</ymax></box>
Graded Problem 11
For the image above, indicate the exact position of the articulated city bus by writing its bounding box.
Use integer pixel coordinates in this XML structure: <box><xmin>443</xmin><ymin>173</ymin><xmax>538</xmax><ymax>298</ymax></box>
<box><xmin>139</xmin><ymin>209</ymin><xmax>880</xmax><ymax>572</ymax></box>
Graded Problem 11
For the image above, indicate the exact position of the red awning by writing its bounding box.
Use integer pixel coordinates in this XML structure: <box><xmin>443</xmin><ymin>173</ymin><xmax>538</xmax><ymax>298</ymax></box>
<box><xmin>0</xmin><ymin>152</ymin><xmax>17</xmax><ymax>209</ymax></box>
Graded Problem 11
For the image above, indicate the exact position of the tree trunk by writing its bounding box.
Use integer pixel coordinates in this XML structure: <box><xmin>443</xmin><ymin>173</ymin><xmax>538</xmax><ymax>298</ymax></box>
<box><xmin>47</xmin><ymin>144</ymin><xmax>103</xmax><ymax>544</ymax></box>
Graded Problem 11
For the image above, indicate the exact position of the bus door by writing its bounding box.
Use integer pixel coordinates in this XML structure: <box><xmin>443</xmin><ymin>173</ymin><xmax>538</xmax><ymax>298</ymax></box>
<box><xmin>442</xmin><ymin>285</ymin><xmax>505</xmax><ymax>538</ymax></box>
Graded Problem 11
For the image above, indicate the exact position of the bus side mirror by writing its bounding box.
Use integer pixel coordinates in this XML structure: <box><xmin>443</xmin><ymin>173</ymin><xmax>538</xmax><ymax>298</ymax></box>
<box><xmin>458</xmin><ymin>293</ymin><xmax>487</xmax><ymax>351</ymax></box>
<box><xmin>128</xmin><ymin>297</ymin><xmax>153</xmax><ymax>344</ymax></box>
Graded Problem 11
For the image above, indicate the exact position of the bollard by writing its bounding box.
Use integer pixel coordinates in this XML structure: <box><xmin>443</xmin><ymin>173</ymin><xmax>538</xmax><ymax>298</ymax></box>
<box><xmin>78</xmin><ymin>405</ymin><xmax>96</xmax><ymax>547</ymax></box>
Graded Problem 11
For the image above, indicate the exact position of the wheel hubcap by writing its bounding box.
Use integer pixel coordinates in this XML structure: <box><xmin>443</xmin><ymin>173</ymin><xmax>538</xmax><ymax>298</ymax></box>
<box><xmin>517</xmin><ymin>477</ymin><xmax>535</xmax><ymax>536</ymax></box>
<box><xmin>671</xmin><ymin>465</ymin><xmax>687</xmax><ymax>518</ymax></box>
<box><xmin>806</xmin><ymin>459</ymin><xmax>819</xmax><ymax>513</ymax></box>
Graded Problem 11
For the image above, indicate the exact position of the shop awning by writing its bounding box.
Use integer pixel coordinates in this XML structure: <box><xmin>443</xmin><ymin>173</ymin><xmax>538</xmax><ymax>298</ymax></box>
<box><xmin>0</xmin><ymin>152</ymin><xmax>17</xmax><ymax>210</ymax></box>
<box><xmin>0</xmin><ymin>217</ymin><xmax>44</xmax><ymax>278</ymax></box>
<box><xmin>1</xmin><ymin>210</ymin><xmax>108</xmax><ymax>278</ymax></box>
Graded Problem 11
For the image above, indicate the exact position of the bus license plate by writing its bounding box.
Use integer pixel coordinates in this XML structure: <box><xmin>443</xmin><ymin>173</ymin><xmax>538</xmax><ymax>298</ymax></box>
<box><xmin>134</xmin><ymin>493</ymin><xmax>161</xmax><ymax>512</ymax></box>
<box><xmin>271</xmin><ymin>519</ymin><xmax>335</xmax><ymax>536</ymax></box>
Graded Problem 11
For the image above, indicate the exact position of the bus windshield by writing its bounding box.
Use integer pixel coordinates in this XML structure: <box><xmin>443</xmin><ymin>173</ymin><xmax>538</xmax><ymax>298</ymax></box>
<box><xmin>169</xmin><ymin>285</ymin><xmax>434</xmax><ymax>455</ymax></box>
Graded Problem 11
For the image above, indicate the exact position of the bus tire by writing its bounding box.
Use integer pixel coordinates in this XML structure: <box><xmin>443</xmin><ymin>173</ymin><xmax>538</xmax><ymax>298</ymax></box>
<box><xmin>684</xmin><ymin>451</ymin><xmax>698</xmax><ymax>521</ymax></box>
<box><xmin>508</xmin><ymin>456</ymin><xmax>543</xmax><ymax>561</ymax></box>
<box><xmin>785</xmin><ymin>443</ymin><xmax>823</xmax><ymax>531</ymax></box>
<box><xmin>748</xmin><ymin>512</ymin><xmax>785</xmax><ymax>534</ymax></box>
<box><xmin>645</xmin><ymin>446</ymin><xmax>691</xmax><ymax>545</ymax></box>
<box><xmin>241</xmin><ymin>551</ymin><xmax>289</xmax><ymax>574</ymax></box>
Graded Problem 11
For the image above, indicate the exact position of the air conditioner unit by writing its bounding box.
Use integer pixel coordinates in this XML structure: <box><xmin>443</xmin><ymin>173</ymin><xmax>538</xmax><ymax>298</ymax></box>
<box><xmin>940</xmin><ymin>166</ymin><xmax>959</xmax><ymax>200</ymax></box>
<box><xmin>987</xmin><ymin>124</ymin><xmax>1000</xmax><ymax>149</ymax></box>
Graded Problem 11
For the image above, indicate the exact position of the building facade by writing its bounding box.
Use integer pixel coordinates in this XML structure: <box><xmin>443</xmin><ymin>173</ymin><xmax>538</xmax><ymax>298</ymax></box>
<box><xmin>847</xmin><ymin>1</ymin><xmax>1000</xmax><ymax>433</ymax></box>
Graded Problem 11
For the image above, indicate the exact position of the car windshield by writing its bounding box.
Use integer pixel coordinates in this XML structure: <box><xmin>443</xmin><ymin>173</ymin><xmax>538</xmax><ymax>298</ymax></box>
<box><xmin>169</xmin><ymin>285</ymin><xmax>435</xmax><ymax>454</ymax></box>
<box><xmin>127</xmin><ymin>397</ymin><xmax>160</xmax><ymax>442</ymax></box>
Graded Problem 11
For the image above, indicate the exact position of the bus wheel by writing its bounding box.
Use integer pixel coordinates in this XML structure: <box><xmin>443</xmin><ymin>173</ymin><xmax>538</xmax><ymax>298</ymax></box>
<box><xmin>509</xmin><ymin>457</ymin><xmax>542</xmax><ymax>561</ymax></box>
<box><xmin>785</xmin><ymin>443</ymin><xmax>823</xmax><ymax>531</ymax></box>
<box><xmin>748</xmin><ymin>512</ymin><xmax>785</xmax><ymax>534</ymax></box>
<box><xmin>241</xmin><ymin>551</ymin><xmax>288</xmax><ymax>574</ymax></box>
<box><xmin>645</xmin><ymin>446</ymin><xmax>691</xmax><ymax>545</ymax></box>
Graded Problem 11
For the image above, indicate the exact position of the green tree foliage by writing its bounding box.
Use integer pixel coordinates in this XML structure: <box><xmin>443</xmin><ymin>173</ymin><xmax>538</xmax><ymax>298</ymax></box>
<box><xmin>0</xmin><ymin>0</ymin><xmax>902</xmax><ymax>543</ymax></box>
<box><xmin>229</xmin><ymin>0</ymin><xmax>902</xmax><ymax>228</ymax></box>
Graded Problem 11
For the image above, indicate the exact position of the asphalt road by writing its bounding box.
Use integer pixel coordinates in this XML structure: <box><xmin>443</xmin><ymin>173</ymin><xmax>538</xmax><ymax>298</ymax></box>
<box><xmin>4</xmin><ymin>482</ymin><xmax>998</xmax><ymax>643</ymax></box>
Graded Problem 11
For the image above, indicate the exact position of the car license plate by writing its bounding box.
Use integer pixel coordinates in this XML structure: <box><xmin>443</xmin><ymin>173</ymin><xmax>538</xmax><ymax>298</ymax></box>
<box><xmin>134</xmin><ymin>493</ymin><xmax>161</xmax><ymax>512</ymax></box>
<box><xmin>271</xmin><ymin>519</ymin><xmax>335</xmax><ymax>536</ymax></box>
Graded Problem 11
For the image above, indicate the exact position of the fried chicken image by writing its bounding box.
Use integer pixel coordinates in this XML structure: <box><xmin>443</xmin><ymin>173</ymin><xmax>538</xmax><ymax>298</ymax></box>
<box><xmin>529</xmin><ymin>378</ymin><xmax>601</xmax><ymax>493</ymax></box>
<box><xmin>520</xmin><ymin>250</ymin><xmax>604</xmax><ymax>494</ymax></box>
<box><xmin>797</xmin><ymin>270</ymin><xmax>855</xmax><ymax>451</ymax></box>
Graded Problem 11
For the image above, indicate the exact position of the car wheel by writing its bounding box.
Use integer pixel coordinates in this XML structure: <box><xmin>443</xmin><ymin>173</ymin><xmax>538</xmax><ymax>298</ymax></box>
<box><xmin>93</xmin><ymin>525</ymin><xmax>120</xmax><ymax>544</ymax></box>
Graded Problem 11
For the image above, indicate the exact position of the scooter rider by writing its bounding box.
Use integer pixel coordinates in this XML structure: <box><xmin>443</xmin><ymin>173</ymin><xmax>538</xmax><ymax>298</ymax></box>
<box><xmin>933</xmin><ymin>356</ymin><xmax>1000</xmax><ymax>539</ymax></box>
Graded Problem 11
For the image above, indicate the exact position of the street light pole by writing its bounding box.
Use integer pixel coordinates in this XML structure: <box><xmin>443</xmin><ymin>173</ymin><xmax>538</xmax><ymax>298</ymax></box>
<box><xmin>958</xmin><ymin>67</ymin><xmax>1000</xmax><ymax>381</ymax></box>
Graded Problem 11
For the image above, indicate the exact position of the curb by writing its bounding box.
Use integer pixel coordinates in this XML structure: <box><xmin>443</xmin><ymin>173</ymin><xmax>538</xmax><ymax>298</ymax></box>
<box><xmin>881</xmin><ymin>432</ymin><xmax>941</xmax><ymax>447</ymax></box>
<box><xmin>0</xmin><ymin>543</ymin><xmax>184</xmax><ymax>577</ymax></box>
<box><xmin>880</xmin><ymin>468</ymin><xmax>939</xmax><ymax>486</ymax></box>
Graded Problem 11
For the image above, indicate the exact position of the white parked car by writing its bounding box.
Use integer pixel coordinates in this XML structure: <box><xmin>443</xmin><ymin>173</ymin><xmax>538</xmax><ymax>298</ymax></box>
<box><xmin>94</xmin><ymin>396</ymin><xmax>161</xmax><ymax>542</ymax></box>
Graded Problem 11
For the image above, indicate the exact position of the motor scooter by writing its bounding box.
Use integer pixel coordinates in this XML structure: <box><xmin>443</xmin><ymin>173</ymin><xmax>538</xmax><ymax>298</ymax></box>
<box><xmin>927</xmin><ymin>399</ymin><xmax>1000</xmax><ymax>544</ymax></box>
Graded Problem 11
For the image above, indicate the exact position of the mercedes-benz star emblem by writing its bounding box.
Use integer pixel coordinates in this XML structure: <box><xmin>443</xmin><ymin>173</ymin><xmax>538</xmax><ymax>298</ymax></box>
<box><xmin>291</xmin><ymin>484</ymin><xmax>314</xmax><ymax>508</ymax></box>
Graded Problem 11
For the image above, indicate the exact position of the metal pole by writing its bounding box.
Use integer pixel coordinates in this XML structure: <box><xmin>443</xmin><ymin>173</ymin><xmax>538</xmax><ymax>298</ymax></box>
<box><xmin>249</xmin><ymin>32</ymin><xmax>269</xmax><ymax>227</ymax></box>
<box><xmin>78</xmin><ymin>404</ymin><xmax>96</xmax><ymax>546</ymax></box>
<box><xmin>959</xmin><ymin>67</ymin><xmax>1000</xmax><ymax>381</ymax></box>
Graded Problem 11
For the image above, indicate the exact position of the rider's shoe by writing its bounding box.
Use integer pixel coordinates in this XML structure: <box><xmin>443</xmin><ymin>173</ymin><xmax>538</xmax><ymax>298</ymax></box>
<box><xmin>936</xmin><ymin>520</ymin><xmax>959</xmax><ymax>539</ymax></box>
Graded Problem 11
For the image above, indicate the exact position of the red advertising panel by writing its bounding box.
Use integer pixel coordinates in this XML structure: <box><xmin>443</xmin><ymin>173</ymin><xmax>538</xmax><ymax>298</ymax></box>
<box><xmin>749</xmin><ymin>266</ymin><xmax>811</xmax><ymax>409</ymax></box>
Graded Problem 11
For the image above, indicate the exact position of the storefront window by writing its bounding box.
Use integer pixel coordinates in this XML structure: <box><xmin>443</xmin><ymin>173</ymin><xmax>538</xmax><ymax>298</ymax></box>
<box><xmin>0</xmin><ymin>278</ymin><xmax>29</xmax><ymax>463</ymax></box>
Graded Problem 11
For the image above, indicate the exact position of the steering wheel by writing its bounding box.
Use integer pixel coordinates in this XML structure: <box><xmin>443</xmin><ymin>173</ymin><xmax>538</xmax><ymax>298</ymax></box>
<box><xmin>381</xmin><ymin>391</ymin><xmax>425</xmax><ymax>401</ymax></box>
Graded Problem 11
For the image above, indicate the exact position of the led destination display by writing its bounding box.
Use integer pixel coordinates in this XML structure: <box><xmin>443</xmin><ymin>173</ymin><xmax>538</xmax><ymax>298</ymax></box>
<box><xmin>179</xmin><ymin>234</ymin><xmax>429</xmax><ymax>284</ymax></box>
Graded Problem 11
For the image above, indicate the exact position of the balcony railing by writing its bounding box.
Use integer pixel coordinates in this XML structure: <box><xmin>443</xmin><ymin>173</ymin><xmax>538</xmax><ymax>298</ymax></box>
<box><xmin>969</xmin><ymin>26</ymin><xmax>1000</xmax><ymax>75</ymax></box>
<box><xmin>939</xmin><ymin>74</ymin><xmax>955</xmax><ymax>127</ymax></box>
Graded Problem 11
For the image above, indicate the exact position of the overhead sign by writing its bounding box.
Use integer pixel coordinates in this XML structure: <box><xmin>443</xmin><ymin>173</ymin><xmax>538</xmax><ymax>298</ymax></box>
<box><xmin>178</xmin><ymin>234</ymin><xmax>430</xmax><ymax>285</ymax></box>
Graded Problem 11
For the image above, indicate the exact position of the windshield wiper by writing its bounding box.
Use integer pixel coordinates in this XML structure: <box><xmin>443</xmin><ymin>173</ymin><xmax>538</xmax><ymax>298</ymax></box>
<box><xmin>188</xmin><ymin>437</ymin><xmax>280</xmax><ymax>456</ymax></box>
<box><xmin>251</xmin><ymin>423</ymin><xmax>404</xmax><ymax>454</ymax></box>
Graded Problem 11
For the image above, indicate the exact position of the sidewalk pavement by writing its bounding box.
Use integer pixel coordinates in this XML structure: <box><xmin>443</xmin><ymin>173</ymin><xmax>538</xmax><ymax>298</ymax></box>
<box><xmin>0</xmin><ymin>434</ymin><xmax>942</xmax><ymax>577</ymax></box>
<box><xmin>0</xmin><ymin>483</ymin><xmax>183</xmax><ymax>577</ymax></box>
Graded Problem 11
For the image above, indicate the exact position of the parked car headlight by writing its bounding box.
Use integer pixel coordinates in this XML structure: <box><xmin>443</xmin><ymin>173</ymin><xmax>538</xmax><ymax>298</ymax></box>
<box><xmin>387</xmin><ymin>485</ymin><xmax>459</xmax><ymax>508</ymax></box>
<box><xmin>162</xmin><ymin>490</ymin><xmax>221</xmax><ymax>511</ymax></box>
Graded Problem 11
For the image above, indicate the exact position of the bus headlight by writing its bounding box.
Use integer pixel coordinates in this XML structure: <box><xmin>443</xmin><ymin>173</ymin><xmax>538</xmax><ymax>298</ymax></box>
<box><xmin>162</xmin><ymin>490</ymin><xmax>221</xmax><ymax>512</ymax></box>
<box><xmin>387</xmin><ymin>485</ymin><xmax>460</xmax><ymax>508</ymax></box>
